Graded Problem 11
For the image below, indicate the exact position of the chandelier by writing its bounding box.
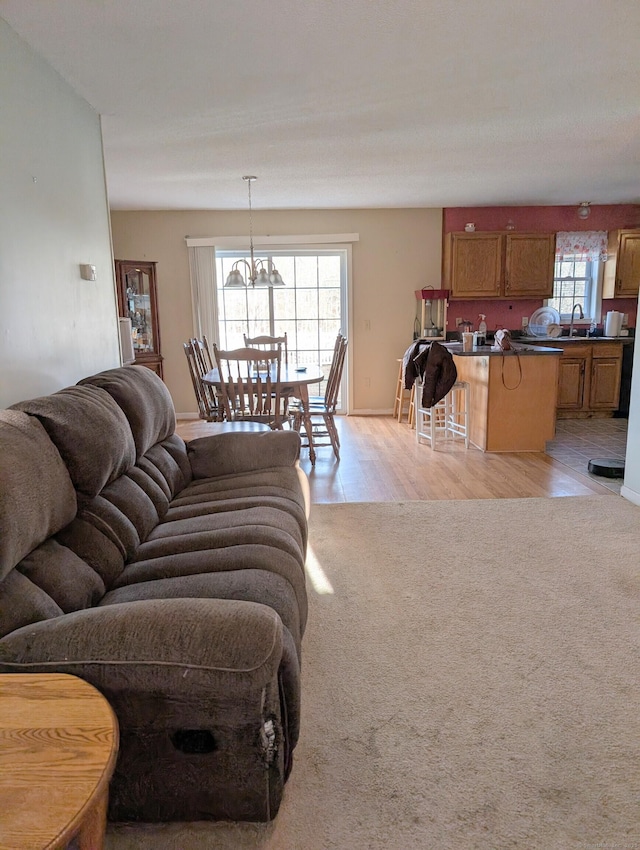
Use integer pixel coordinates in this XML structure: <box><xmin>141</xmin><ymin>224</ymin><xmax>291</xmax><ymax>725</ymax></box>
<box><xmin>224</xmin><ymin>176</ymin><xmax>285</xmax><ymax>288</ymax></box>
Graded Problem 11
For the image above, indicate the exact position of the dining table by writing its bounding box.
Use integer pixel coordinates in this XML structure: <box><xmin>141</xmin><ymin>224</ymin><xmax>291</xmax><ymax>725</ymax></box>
<box><xmin>202</xmin><ymin>364</ymin><xmax>325</xmax><ymax>464</ymax></box>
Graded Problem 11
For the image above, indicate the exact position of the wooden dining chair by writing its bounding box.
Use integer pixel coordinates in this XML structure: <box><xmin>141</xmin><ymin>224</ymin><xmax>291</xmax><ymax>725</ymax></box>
<box><xmin>243</xmin><ymin>332</ymin><xmax>293</xmax><ymax>420</ymax></box>
<box><xmin>183</xmin><ymin>338</ymin><xmax>221</xmax><ymax>421</ymax></box>
<box><xmin>212</xmin><ymin>343</ymin><xmax>284</xmax><ymax>429</ymax></box>
<box><xmin>190</xmin><ymin>334</ymin><xmax>215</xmax><ymax>375</ymax></box>
<box><xmin>290</xmin><ymin>333</ymin><xmax>347</xmax><ymax>460</ymax></box>
<box><xmin>243</xmin><ymin>333</ymin><xmax>289</xmax><ymax>367</ymax></box>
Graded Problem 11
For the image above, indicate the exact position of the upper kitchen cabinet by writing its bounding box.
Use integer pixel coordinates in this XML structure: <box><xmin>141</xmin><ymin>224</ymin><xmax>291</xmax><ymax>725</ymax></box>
<box><xmin>115</xmin><ymin>260</ymin><xmax>163</xmax><ymax>378</ymax></box>
<box><xmin>603</xmin><ymin>229</ymin><xmax>640</xmax><ymax>298</ymax></box>
<box><xmin>444</xmin><ymin>232</ymin><xmax>555</xmax><ymax>299</ymax></box>
<box><xmin>503</xmin><ymin>233</ymin><xmax>555</xmax><ymax>297</ymax></box>
<box><xmin>444</xmin><ymin>233</ymin><xmax>502</xmax><ymax>298</ymax></box>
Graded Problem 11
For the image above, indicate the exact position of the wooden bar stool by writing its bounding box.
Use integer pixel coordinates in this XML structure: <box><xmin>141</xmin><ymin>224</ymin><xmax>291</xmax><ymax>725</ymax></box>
<box><xmin>408</xmin><ymin>384</ymin><xmax>416</xmax><ymax>428</ymax></box>
<box><xmin>394</xmin><ymin>360</ymin><xmax>414</xmax><ymax>424</ymax></box>
<box><xmin>415</xmin><ymin>380</ymin><xmax>470</xmax><ymax>448</ymax></box>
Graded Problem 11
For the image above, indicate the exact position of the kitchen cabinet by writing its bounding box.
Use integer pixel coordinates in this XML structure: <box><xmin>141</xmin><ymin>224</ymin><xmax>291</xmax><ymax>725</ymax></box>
<box><xmin>590</xmin><ymin>349</ymin><xmax>623</xmax><ymax>410</ymax></box>
<box><xmin>603</xmin><ymin>229</ymin><xmax>640</xmax><ymax>298</ymax></box>
<box><xmin>444</xmin><ymin>232</ymin><xmax>555</xmax><ymax>299</ymax></box>
<box><xmin>452</xmin><ymin>347</ymin><xmax>561</xmax><ymax>452</ymax></box>
<box><xmin>444</xmin><ymin>233</ymin><xmax>502</xmax><ymax>298</ymax></box>
<box><xmin>115</xmin><ymin>260</ymin><xmax>163</xmax><ymax>378</ymax></box>
<box><xmin>532</xmin><ymin>340</ymin><xmax>623</xmax><ymax>417</ymax></box>
<box><xmin>556</xmin><ymin>345</ymin><xmax>589</xmax><ymax>410</ymax></box>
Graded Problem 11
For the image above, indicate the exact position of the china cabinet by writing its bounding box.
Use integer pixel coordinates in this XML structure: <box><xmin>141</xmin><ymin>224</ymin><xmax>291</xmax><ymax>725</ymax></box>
<box><xmin>115</xmin><ymin>260</ymin><xmax>163</xmax><ymax>378</ymax></box>
<box><xmin>444</xmin><ymin>232</ymin><xmax>555</xmax><ymax>299</ymax></box>
<box><xmin>602</xmin><ymin>229</ymin><xmax>640</xmax><ymax>298</ymax></box>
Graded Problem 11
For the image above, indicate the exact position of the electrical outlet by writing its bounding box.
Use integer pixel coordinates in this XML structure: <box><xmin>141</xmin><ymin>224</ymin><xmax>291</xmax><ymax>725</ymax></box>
<box><xmin>363</xmin><ymin>377</ymin><xmax>371</xmax><ymax>388</ymax></box>
<box><xmin>456</xmin><ymin>317</ymin><xmax>462</xmax><ymax>326</ymax></box>
<box><xmin>522</xmin><ymin>317</ymin><xmax>529</xmax><ymax>330</ymax></box>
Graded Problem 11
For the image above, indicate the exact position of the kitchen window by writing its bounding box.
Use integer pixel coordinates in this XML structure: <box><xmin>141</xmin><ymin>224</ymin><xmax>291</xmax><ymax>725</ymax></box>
<box><xmin>547</xmin><ymin>255</ymin><xmax>599</xmax><ymax>322</ymax></box>
<box><xmin>546</xmin><ymin>231</ymin><xmax>608</xmax><ymax>323</ymax></box>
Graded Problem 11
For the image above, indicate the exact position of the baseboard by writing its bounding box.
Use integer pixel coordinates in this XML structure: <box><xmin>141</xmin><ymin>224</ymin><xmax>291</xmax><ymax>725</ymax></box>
<box><xmin>620</xmin><ymin>485</ymin><xmax>640</xmax><ymax>506</ymax></box>
<box><xmin>349</xmin><ymin>408</ymin><xmax>394</xmax><ymax>416</ymax></box>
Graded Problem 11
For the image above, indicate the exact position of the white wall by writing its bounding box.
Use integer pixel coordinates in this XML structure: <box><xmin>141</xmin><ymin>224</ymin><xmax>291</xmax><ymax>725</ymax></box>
<box><xmin>621</xmin><ymin>294</ymin><xmax>640</xmax><ymax>504</ymax></box>
<box><xmin>0</xmin><ymin>18</ymin><xmax>120</xmax><ymax>408</ymax></box>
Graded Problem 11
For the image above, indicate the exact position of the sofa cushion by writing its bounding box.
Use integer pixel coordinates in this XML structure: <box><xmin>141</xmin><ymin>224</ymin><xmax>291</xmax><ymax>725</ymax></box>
<box><xmin>12</xmin><ymin>385</ymin><xmax>136</xmax><ymax>497</ymax></box>
<box><xmin>140</xmin><ymin>443</ymin><xmax>188</xmax><ymax>501</ymax></box>
<box><xmin>55</xmin><ymin>518</ymin><xmax>125</xmax><ymax>587</ymax></box>
<box><xmin>99</xmin><ymin>569</ymin><xmax>303</xmax><ymax>654</ymax></box>
<box><xmin>0</xmin><ymin>410</ymin><xmax>77</xmax><ymax>581</ymax></box>
<box><xmin>169</xmin><ymin>467</ymin><xmax>308</xmax><ymax>548</ymax></box>
<box><xmin>0</xmin><ymin>569</ymin><xmax>63</xmax><ymax>638</ymax></box>
<box><xmin>187</xmin><ymin>431</ymin><xmax>300</xmax><ymax>479</ymax></box>
<box><xmin>17</xmin><ymin>539</ymin><xmax>105</xmax><ymax>613</ymax></box>
<box><xmin>79</xmin><ymin>365</ymin><xmax>176</xmax><ymax>459</ymax></box>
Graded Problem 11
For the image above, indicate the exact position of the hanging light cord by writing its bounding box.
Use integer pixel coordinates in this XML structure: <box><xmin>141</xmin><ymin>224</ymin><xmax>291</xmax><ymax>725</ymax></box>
<box><xmin>245</xmin><ymin>176</ymin><xmax>256</xmax><ymax>282</ymax></box>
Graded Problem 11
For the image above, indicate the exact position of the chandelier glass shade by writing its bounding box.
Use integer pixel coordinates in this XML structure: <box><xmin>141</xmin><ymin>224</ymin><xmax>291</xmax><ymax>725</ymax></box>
<box><xmin>224</xmin><ymin>176</ymin><xmax>285</xmax><ymax>288</ymax></box>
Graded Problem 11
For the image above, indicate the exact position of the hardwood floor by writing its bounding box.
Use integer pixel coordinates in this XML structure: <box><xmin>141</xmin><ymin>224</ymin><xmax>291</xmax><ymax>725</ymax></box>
<box><xmin>176</xmin><ymin>415</ymin><xmax>617</xmax><ymax>503</ymax></box>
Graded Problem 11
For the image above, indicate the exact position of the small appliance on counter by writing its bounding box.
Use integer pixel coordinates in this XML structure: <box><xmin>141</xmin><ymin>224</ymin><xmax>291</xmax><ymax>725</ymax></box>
<box><xmin>415</xmin><ymin>288</ymin><xmax>449</xmax><ymax>341</ymax></box>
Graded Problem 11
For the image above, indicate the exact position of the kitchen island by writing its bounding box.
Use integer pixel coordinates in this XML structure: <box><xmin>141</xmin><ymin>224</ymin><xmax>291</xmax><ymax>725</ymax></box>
<box><xmin>447</xmin><ymin>342</ymin><xmax>563</xmax><ymax>452</ymax></box>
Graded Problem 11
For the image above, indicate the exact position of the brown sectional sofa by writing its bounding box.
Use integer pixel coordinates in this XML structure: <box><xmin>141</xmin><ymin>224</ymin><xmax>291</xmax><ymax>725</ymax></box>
<box><xmin>0</xmin><ymin>365</ymin><xmax>309</xmax><ymax>822</ymax></box>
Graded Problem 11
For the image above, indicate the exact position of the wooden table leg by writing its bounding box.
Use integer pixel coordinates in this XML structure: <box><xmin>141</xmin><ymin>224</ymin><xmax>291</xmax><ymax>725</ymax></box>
<box><xmin>77</xmin><ymin>788</ymin><xmax>109</xmax><ymax>850</ymax></box>
<box><xmin>297</xmin><ymin>385</ymin><xmax>316</xmax><ymax>465</ymax></box>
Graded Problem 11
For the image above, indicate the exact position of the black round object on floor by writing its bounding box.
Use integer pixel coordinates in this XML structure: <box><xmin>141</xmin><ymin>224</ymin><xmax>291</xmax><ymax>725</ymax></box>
<box><xmin>588</xmin><ymin>458</ymin><xmax>625</xmax><ymax>478</ymax></box>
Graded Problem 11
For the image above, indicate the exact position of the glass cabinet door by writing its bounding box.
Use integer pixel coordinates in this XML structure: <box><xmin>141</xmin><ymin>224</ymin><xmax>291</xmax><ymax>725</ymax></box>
<box><xmin>115</xmin><ymin>260</ymin><xmax>163</xmax><ymax>377</ymax></box>
<box><xmin>123</xmin><ymin>266</ymin><xmax>155</xmax><ymax>354</ymax></box>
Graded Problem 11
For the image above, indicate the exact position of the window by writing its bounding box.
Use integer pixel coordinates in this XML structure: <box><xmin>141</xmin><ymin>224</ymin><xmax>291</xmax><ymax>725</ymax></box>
<box><xmin>547</xmin><ymin>255</ymin><xmax>600</xmax><ymax>323</ymax></box>
<box><xmin>215</xmin><ymin>248</ymin><xmax>347</xmax><ymax>409</ymax></box>
<box><xmin>546</xmin><ymin>231</ymin><xmax>609</xmax><ymax>324</ymax></box>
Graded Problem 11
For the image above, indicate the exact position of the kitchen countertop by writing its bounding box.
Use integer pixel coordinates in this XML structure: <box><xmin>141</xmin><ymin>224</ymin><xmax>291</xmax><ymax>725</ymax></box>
<box><xmin>446</xmin><ymin>342</ymin><xmax>563</xmax><ymax>357</ymax></box>
<box><xmin>518</xmin><ymin>335</ymin><xmax>633</xmax><ymax>344</ymax></box>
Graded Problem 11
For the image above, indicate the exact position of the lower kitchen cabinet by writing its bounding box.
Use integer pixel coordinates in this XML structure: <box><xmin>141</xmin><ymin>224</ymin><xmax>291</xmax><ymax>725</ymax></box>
<box><xmin>590</xmin><ymin>354</ymin><xmax>623</xmax><ymax>409</ymax></box>
<box><xmin>557</xmin><ymin>351</ymin><xmax>588</xmax><ymax>410</ymax></box>
<box><xmin>536</xmin><ymin>340</ymin><xmax>623</xmax><ymax>417</ymax></box>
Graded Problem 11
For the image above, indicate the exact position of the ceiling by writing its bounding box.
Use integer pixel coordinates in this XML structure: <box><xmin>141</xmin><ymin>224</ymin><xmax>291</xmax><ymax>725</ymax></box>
<box><xmin>2</xmin><ymin>0</ymin><xmax>640</xmax><ymax>211</ymax></box>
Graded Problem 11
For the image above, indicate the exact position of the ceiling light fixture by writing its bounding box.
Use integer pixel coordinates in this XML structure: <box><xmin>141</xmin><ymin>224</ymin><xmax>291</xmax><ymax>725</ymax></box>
<box><xmin>224</xmin><ymin>176</ymin><xmax>285</xmax><ymax>288</ymax></box>
<box><xmin>577</xmin><ymin>201</ymin><xmax>592</xmax><ymax>220</ymax></box>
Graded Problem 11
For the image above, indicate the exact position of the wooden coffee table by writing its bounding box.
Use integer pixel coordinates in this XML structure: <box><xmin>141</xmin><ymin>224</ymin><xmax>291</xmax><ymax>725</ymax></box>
<box><xmin>0</xmin><ymin>673</ymin><xmax>119</xmax><ymax>850</ymax></box>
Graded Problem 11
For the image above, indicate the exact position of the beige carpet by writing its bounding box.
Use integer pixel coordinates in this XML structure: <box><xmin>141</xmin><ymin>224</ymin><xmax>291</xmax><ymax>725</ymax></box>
<box><xmin>107</xmin><ymin>495</ymin><xmax>640</xmax><ymax>850</ymax></box>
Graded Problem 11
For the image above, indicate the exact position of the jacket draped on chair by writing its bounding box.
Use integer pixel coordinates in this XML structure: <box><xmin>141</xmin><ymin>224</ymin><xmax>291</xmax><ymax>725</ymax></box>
<box><xmin>402</xmin><ymin>340</ymin><xmax>457</xmax><ymax>408</ymax></box>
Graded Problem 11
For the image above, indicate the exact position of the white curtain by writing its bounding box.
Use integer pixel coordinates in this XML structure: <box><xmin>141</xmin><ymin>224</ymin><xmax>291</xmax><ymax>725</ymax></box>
<box><xmin>187</xmin><ymin>246</ymin><xmax>219</xmax><ymax>344</ymax></box>
<box><xmin>555</xmin><ymin>231</ymin><xmax>608</xmax><ymax>262</ymax></box>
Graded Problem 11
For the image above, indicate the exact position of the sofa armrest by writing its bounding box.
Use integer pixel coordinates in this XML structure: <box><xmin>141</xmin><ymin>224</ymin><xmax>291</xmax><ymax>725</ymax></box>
<box><xmin>0</xmin><ymin>598</ymin><xmax>301</xmax><ymax>822</ymax></box>
<box><xmin>0</xmin><ymin>598</ymin><xmax>283</xmax><ymax>695</ymax></box>
<box><xmin>186</xmin><ymin>430</ymin><xmax>301</xmax><ymax>478</ymax></box>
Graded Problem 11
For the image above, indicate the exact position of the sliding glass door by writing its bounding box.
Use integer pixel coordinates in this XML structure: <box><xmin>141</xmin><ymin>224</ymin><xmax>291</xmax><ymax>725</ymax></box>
<box><xmin>215</xmin><ymin>249</ymin><xmax>347</xmax><ymax>409</ymax></box>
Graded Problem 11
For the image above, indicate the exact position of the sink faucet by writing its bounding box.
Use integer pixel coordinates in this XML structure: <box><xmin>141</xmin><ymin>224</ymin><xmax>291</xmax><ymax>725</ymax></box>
<box><xmin>569</xmin><ymin>303</ymin><xmax>584</xmax><ymax>336</ymax></box>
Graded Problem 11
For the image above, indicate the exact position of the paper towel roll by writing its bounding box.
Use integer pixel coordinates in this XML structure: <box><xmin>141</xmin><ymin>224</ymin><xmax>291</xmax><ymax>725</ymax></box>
<box><xmin>605</xmin><ymin>311</ymin><xmax>623</xmax><ymax>337</ymax></box>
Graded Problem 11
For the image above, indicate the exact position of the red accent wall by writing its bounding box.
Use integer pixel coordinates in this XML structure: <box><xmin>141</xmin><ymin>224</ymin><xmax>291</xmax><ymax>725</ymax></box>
<box><xmin>444</xmin><ymin>204</ymin><xmax>640</xmax><ymax>234</ymax></box>
<box><xmin>442</xmin><ymin>204</ymin><xmax>640</xmax><ymax>331</ymax></box>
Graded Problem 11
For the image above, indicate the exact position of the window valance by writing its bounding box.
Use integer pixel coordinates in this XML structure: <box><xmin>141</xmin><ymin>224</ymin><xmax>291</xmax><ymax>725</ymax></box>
<box><xmin>555</xmin><ymin>231</ymin><xmax>608</xmax><ymax>262</ymax></box>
